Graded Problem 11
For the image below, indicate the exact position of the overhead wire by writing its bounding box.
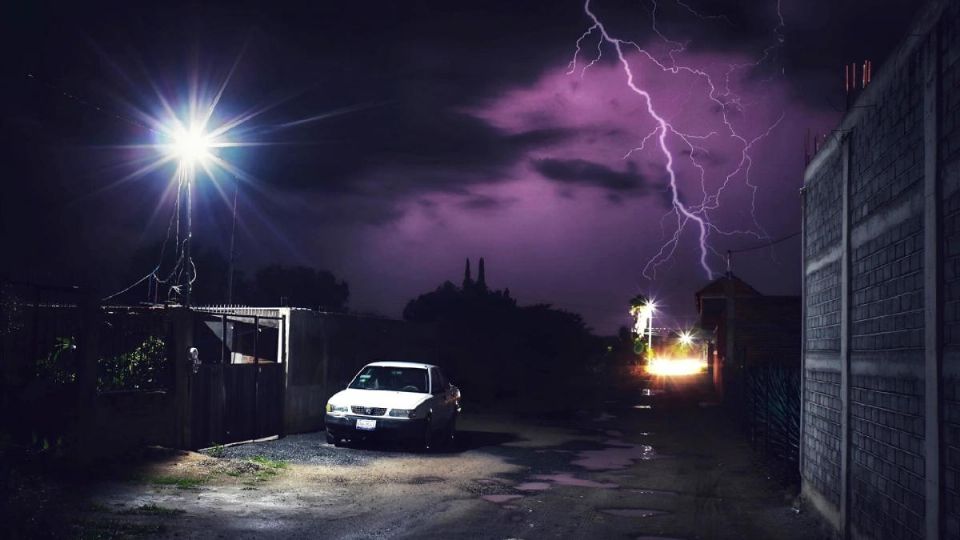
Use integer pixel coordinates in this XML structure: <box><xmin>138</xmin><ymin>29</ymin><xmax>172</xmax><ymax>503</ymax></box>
<box><xmin>728</xmin><ymin>230</ymin><xmax>801</xmax><ymax>254</ymax></box>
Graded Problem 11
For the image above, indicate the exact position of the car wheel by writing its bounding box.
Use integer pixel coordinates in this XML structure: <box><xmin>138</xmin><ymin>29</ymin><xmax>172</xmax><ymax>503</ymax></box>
<box><xmin>444</xmin><ymin>414</ymin><xmax>458</xmax><ymax>447</ymax></box>
<box><xmin>326</xmin><ymin>431</ymin><xmax>338</xmax><ymax>445</ymax></box>
<box><xmin>421</xmin><ymin>415</ymin><xmax>434</xmax><ymax>451</ymax></box>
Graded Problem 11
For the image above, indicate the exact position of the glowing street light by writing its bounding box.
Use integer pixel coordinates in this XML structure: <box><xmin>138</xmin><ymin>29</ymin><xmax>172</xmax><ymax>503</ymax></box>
<box><xmin>630</xmin><ymin>299</ymin><xmax>657</xmax><ymax>357</ymax></box>
<box><xmin>169</xmin><ymin>124</ymin><xmax>213</xmax><ymax>166</ymax></box>
<box><xmin>677</xmin><ymin>330</ymin><xmax>695</xmax><ymax>347</ymax></box>
<box><xmin>160</xmin><ymin>116</ymin><xmax>223</xmax><ymax>307</ymax></box>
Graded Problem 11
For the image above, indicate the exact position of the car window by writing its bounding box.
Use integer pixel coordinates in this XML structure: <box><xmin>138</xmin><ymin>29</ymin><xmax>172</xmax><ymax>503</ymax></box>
<box><xmin>348</xmin><ymin>366</ymin><xmax>428</xmax><ymax>393</ymax></box>
<box><xmin>430</xmin><ymin>368</ymin><xmax>449</xmax><ymax>394</ymax></box>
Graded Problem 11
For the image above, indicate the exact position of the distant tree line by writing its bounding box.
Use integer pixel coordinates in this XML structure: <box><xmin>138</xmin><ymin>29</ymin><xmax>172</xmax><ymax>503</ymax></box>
<box><xmin>122</xmin><ymin>243</ymin><xmax>349</xmax><ymax>311</ymax></box>
<box><xmin>403</xmin><ymin>258</ymin><xmax>604</xmax><ymax>403</ymax></box>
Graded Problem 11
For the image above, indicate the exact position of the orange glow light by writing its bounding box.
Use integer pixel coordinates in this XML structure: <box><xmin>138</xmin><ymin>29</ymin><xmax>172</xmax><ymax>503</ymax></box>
<box><xmin>646</xmin><ymin>357</ymin><xmax>707</xmax><ymax>377</ymax></box>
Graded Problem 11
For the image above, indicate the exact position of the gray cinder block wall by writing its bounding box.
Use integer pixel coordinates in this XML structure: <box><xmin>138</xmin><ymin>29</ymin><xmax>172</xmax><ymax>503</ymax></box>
<box><xmin>801</xmin><ymin>1</ymin><xmax>960</xmax><ymax>538</ymax></box>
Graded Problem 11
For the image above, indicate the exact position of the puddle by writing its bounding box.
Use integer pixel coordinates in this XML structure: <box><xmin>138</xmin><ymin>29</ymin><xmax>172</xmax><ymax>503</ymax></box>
<box><xmin>572</xmin><ymin>443</ymin><xmax>656</xmax><ymax>470</ymax></box>
<box><xmin>600</xmin><ymin>508</ymin><xmax>670</xmax><ymax>518</ymax></box>
<box><xmin>515</xmin><ymin>482</ymin><xmax>551</xmax><ymax>491</ymax></box>
<box><xmin>481</xmin><ymin>494</ymin><xmax>524</xmax><ymax>504</ymax></box>
<box><xmin>530</xmin><ymin>473</ymin><xmax>618</xmax><ymax>489</ymax></box>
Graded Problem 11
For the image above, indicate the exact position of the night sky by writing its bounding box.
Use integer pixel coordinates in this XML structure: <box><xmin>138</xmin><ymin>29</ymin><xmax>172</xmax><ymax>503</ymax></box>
<box><xmin>1</xmin><ymin>1</ymin><xmax>922</xmax><ymax>333</ymax></box>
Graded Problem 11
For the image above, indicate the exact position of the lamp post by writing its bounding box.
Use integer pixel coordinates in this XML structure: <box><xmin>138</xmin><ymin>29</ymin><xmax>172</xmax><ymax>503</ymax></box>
<box><xmin>167</xmin><ymin>122</ymin><xmax>214</xmax><ymax>307</ymax></box>
<box><xmin>226</xmin><ymin>178</ymin><xmax>239</xmax><ymax>305</ymax></box>
<box><xmin>630</xmin><ymin>298</ymin><xmax>657</xmax><ymax>360</ymax></box>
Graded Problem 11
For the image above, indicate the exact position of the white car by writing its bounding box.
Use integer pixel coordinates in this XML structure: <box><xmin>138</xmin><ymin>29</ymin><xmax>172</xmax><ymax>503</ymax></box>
<box><xmin>324</xmin><ymin>361</ymin><xmax>461</xmax><ymax>449</ymax></box>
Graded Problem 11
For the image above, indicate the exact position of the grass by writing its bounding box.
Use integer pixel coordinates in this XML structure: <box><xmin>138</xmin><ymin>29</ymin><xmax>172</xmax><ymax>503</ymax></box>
<box><xmin>146</xmin><ymin>475</ymin><xmax>207</xmax><ymax>489</ymax></box>
<box><xmin>250</xmin><ymin>455</ymin><xmax>287</xmax><ymax>470</ymax></box>
<box><xmin>117</xmin><ymin>504</ymin><xmax>185</xmax><ymax>517</ymax></box>
<box><xmin>248</xmin><ymin>455</ymin><xmax>288</xmax><ymax>482</ymax></box>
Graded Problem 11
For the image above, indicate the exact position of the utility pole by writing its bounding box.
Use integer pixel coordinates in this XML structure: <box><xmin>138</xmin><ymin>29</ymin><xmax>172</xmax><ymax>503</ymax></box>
<box><xmin>227</xmin><ymin>178</ymin><xmax>239</xmax><ymax>305</ymax></box>
<box><xmin>183</xmin><ymin>174</ymin><xmax>193</xmax><ymax>307</ymax></box>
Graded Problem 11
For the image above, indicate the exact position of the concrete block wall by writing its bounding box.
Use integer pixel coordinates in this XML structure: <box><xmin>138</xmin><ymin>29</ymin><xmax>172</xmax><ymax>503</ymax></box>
<box><xmin>802</xmin><ymin>1</ymin><xmax>957</xmax><ymax>537</ymax></box>
<box><xmin>942</xmin><ymin>1</ymin><xmax>960</xmax><ymax>538</ymax></box>
<box><xmin>803</xmin><ymin>148</ymin><xmax>845</xmax><ymax>525</ymax></box>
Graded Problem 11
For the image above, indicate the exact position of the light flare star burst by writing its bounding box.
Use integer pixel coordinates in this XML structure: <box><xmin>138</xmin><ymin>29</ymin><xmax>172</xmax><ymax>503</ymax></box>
<box><xmin>99</xmin><ymin>59</ymin><xmax>369</xmax><ymax>304</ymax></box>
<box><xmin>569</xmin><ymin>0</ymin><xmax>786</xmax><ymax>280</ymax></box>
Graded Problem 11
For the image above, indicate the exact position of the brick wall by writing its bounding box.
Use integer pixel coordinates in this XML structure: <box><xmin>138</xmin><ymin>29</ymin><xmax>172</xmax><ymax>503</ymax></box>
<box><xmin>942</xmin><ymin>2</ymin><xmax>960</xmax><ymax>538</ymax></box>
<box><xmin>804</xmin><ymin>368</ymin><xmax>843</xmax><ymax>507</ymax></box>
<box><xmin>803</xmin><ymin>147</ymin><xmax>844</xmax><ymax>512</ymax></box>
<box><xmin>802</xmin><ymin>1</ymin><xmax>958</xmax><ymax>537</ymax></box>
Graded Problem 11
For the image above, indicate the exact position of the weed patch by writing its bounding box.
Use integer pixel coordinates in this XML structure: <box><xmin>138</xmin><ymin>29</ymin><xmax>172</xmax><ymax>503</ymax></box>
<box><xmin>146</xmin><ymin>475</ymin><xmax>207</xmax><ymax>489</ymax></box>
<box><xmin>117</xmin><ymin>503</ymin><xmax>185</xmax><ymax>517</ymax></box>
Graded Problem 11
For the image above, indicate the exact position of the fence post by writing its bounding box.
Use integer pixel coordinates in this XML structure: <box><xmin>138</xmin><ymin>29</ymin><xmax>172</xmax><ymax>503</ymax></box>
<box><xmin>922</xmin><ymin>25</ymin><xmax>943</xmax><ymax>540</ymax></box>
<box><xmin>253</xmin><ymin>315</ymin><xmax>259</xmax><ymax>439</ymax></box>
<box><xmin>75</xmin><ymin>292</ymin><xmax>101</xmax><ymax>461</ymax></box>
<box><xmin>221</xmin><ymin>314</ymin><xmax>227</xmax><ymax>364</ymax></box>
<box><xmin>170</xmin><ymin>307</ymin><xmax>194</xmax><ymax>449</ymax></box>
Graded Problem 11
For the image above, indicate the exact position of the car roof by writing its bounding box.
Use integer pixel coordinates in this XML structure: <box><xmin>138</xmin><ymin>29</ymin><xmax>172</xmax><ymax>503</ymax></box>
<box><xmin>366</xmin><ymin>361</ymin><xmax>436</xmax><ymax>370</ymax></box>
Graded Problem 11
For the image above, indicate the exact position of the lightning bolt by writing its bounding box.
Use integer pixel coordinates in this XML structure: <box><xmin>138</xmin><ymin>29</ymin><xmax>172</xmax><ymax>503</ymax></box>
<box><xmin>570</xmin><ymin>0</ymin><xmax>786</xmax><ymax>280</ymax></box>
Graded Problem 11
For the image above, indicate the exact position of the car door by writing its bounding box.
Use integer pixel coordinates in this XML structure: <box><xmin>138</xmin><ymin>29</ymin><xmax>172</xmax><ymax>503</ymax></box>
<box><xmin>429</xmin><ymin>368</ymin><xmax>452</xmax><ymax>424</ymax></box>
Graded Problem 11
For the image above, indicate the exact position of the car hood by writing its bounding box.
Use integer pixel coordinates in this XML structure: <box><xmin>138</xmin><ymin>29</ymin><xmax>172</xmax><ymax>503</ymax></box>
<box><xmin>329</xmin><ymin>388</ymin><xmax>430</xmax><ymax>410</ymax></box>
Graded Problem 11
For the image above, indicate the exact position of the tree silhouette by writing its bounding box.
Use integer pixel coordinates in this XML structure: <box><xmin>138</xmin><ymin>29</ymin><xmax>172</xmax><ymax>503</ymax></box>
<box><xmin>249</xmin><ymin>265</ymin><xmax>349</xmax><ymax>311</ymax></box>
<box><xmin>403</xmin><ymin>259</ymin><xmax>601</xmax><ymax>402</ymax></box>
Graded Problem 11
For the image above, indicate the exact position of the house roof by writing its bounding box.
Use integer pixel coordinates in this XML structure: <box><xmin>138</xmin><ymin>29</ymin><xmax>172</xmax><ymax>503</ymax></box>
<box><xmin>694</xmin><ymin>273</ymin><xmax>761</xmax><ymax>299</ymax></box>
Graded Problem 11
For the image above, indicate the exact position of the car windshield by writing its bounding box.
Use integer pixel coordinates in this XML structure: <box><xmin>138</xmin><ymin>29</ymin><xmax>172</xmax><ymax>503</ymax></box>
<box><xmin>348</xmin><ymin>366</ymin><xmax>429</xmax><ymax>393</ymax></box>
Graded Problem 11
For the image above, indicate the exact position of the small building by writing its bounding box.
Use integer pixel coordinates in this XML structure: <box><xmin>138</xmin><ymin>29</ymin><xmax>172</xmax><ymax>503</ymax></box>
<box><xmin>694</xmin><ymin>273</ymin><xmax>801</xmax><ymax>399</ymax></box>
<box><xmin>190</xmin><ymin>306</ymin><xmax>438</xmax><ymax>445</ymax></box>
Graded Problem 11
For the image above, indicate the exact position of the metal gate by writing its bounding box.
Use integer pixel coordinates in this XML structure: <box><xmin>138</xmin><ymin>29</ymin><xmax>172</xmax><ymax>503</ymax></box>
<box><xmin>189</xmin><ymin>311</ymin><xmax>285</xmax><ymax>448</ymax></box>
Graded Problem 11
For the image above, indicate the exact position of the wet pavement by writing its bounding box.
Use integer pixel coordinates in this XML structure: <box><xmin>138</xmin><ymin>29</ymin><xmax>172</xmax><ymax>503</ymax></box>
<box><xmin>79</xmin><ymin>381</ymin><xmax>830</xmax><ymax>539</ymax></box>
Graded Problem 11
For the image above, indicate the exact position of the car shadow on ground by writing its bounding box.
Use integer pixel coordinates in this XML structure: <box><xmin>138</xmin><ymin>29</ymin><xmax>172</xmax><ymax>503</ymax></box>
<box><xmin>331</xmin><ymin>429</ymin><xmax>519</xmax><ymax>455</ymax></box>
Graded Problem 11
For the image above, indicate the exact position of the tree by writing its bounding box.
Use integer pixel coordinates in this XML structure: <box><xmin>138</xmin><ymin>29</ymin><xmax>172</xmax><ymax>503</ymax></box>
<box><xmin>402</xmin><ymin>266</ymin><xmax>601</xmax><ymax>403</ymax></box>
<box><xmin>249</xmin><ymin>265</ymin><xmax>349</xmax><ymax>311</ymax></box>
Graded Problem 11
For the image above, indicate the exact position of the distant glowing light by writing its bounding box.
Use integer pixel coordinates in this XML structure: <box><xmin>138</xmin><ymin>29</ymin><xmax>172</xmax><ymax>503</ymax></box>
<box><xmin>677</xmin><ymin>331</ymin><xmax>695</xmax><ymax>347</ymax></box>
<box><xmin>629</xmin><ymin>300</ymin><xmax>657</xmax><ymax>337</ymax></box>
<box><xmin>646</xmin><ymin>357</ymin><xmax>706</xmax><ymax>377</ymax></box>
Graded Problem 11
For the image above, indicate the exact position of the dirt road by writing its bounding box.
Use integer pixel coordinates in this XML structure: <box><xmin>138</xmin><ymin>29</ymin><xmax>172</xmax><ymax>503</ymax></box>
<box><xmin>77</xmin><ymin>384</ymin><xmax>829</xmax><ymax>539</ymax></box>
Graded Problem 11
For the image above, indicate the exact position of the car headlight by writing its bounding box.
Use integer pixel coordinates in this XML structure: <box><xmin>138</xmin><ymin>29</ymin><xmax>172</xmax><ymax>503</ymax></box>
<box><xmin>326</xmin><ymin>402</ymin><xmax>348</xmax><ymax>413</ymax></box>
<box><xmin>388</xmin><ymin>408</ymin><xmax>418</xmax><ymax>419</ymax></box>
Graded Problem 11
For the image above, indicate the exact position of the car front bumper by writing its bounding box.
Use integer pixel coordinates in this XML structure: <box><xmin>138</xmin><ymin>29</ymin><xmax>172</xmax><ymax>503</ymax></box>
<box><xmin>325</xmin><ymin>413</ymin><xmax>426</xmax><ymax>441</ymax></box>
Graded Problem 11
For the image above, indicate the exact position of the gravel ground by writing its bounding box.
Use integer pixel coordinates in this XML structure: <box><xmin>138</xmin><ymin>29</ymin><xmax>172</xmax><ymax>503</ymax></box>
<box><xmin>74</xmin><ymin>382</ymin><xmax>832</xmax><ymax>539</ymax></box>
<box><xmin>206</xmin><ymin>431</ymin><xmax>384</xmax><ymax>467</ymax></box>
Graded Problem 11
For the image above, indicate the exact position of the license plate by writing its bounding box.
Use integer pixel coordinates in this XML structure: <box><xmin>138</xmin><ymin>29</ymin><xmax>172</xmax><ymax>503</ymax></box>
<box><xmin>356</xmin><ymin>419</ymin><xmax>376</xmax><ymax>431</ymax></box>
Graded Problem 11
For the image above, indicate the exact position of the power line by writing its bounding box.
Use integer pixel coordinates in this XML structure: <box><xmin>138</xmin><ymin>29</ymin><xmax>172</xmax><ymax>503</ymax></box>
<box><xmin>728</xmin><ymin>230</ymin><xmax>801</xmax><ymax>254</ymax></box>
<box><xmin>101</xmin><ymin>267</ymin><xmax>158</xmax><ymax>302</ymax></box>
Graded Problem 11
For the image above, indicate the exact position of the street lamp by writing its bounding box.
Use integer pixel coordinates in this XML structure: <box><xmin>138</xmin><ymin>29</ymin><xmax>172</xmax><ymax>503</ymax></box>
<box><xmin>163</xmin><ymin>120</ymin><xmax>218</xmax><ymax>307</ymax></box>
<box><xmin>630</xmin><ymin>299</ymin><xmax>657</xmax><ymax>358</ymax></box>
<box><xmin>169</xmin><ymin>124</ymin><xmax>213</xmax><ymax>166</ymax></box>
<box><xmin>677</xmin><ymin>330</ymin><xmax>694</xmax><ymax>347</ymax></box>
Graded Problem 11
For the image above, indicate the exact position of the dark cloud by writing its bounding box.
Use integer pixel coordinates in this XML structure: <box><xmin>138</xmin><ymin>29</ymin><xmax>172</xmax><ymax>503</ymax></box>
<box><xmin>458</xmin><ymin>194</ymin><xmax>516</xmax><ymax>212</ymax></box>
<box><xmin>0</xmin><ymin>0</ymin><xmax>923</xmax><ymax>331</ymax></box>
<box><xmin>533</xmin><ymin>158</ymin><xmax>650</xmax><ymax>193</ymax></box>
